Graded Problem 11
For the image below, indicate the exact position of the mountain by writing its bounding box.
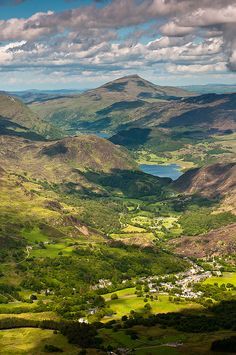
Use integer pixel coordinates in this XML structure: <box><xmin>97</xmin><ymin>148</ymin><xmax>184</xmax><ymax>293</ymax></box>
<box><xmin>0</xmin><ymin>134</ymin><xmax>135</xmax><ymax>179</ymax></box>
<box><xmin>0</xmin><ymin>94</ymin><xmax>62</xmax><ymax>140</ymax></box>
<box><xmin>28</xmin><ymin>76</ymin><xmax>236</xmax><ymax>168</ymax></box>
<box><xmin>109</xmin><ymin>93</ymin><xmax>236</xmax><ymax>167</ymax></box>
<box><xmin>30</xmin><ymin>75</ymin><xmax>194</xmax><ymax>134</ymax></box>
<box><xmin>173</xmin><ymin>162</ymin><xmax>236</xmax><ymax>215</ymax></box>
<box><xmin>111</xmin><ymin>93</ymin><xmax>236</xmax><ymax>133</ymax></box>
<box><xmin>86</xmin><ymin>74</ymin><xmax>194</xmax><ymax>101</ymax></box>
<box><xmin>0</xmin><ymin>134</ymin><xmax>170</xmax><ymax>198</ymax></box>
<box><xmin>168</xmin><ymin>223</ymin><xmax>236</xmax><ymax>258</ymax></box>
<box><xmin>173</xmin><ymin>162</ymin><xmax>236</xmax><ymax>198</ymax></box>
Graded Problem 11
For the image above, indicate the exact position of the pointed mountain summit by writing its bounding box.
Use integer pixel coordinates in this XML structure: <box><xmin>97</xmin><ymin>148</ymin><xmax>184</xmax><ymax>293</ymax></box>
<box><xmin>95</xmin><ymin>74</ymin><xmax>194</xmax><ymax>100</ymax></box>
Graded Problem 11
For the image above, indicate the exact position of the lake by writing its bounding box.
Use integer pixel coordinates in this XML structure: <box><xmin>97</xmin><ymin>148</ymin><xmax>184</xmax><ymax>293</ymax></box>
<box><xmin>140</xmin><ymin>163</ymin><xmax>182</xmax><ymax>180</ymax></box>
<box><xmin>93</xmin><ymin>132</ymin><xmax>111</xmax><ymax>138</ymax></box>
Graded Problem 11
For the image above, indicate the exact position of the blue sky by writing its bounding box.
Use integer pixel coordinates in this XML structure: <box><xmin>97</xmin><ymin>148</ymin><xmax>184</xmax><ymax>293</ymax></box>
<box><xmin>0</xmin><ymin>0</ymin><xmax>236</xmax><ymax>90</ymax></box>
<box><xmin>0</xmin><ymin>0</ymin><xmax>96</xmax><ymax>19</ymax></box>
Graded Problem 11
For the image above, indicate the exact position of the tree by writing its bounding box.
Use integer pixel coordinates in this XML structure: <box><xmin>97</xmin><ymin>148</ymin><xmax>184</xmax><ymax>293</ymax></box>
<box><xmin>144</xmin><ymin>303</ymin><xmax>152</xmax><ymax>311</ymax></box>
<box><xmin>111</xmin><ymin>293</ymin><xmax>118</xmax><ymax>300</ymax></box>
<box><xmin>30</xmin><ymin>294</ymin><xmax>37</xmax><ymax>301</ymax></box>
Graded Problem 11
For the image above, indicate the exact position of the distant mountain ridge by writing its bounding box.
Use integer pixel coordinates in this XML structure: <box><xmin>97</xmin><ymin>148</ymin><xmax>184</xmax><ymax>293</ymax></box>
<box><xmin>87</xmin><ymin>74</ymin><xmax>194</xmax><ymax>100</ymax></box>
<box><xmin>182</xmin><ymin>84</ymin><xmax>236</xmax><ymax>94</ymax></box>
<box><xmin>6</xmin><ymin>89</ymin><xmax>84</xmax><ymax>104</ymax></box>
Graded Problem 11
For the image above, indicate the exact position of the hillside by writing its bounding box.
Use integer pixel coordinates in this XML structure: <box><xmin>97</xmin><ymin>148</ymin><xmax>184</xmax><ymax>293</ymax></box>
<box><xmin>7</xmin><ymin>89</ymin><xmax>83</xmax><ymax>104</ymax></box>
<box><xmin>173</xmin><ymin>162</ymin><xmax>236</xmax><ymax>198</ymax></box>
<box><xmin>0</xmin><ymin>134</ymin><xmax>135</xmax><ymax>180</ymax></box>
<box><xmin>0</xmin><ymin>94</ymin><xmax>62</xmax><ymax>140</ymax></box>
<box><xmin>111</xmin><ymin>93</ymin><xmax>236</xmax><ymax>133</ymax></box>
<box><xmin>30</xmin><ymin>75</ymin><xmax>194</xmax><ymax>134</ymax></box>
<box><xmin>109</xmin><ymin>93</ymin><xmax>236</xmax><ymax>167</ymax></box>
<box><xmin>89</xmin><ymin>74</ymin><xmax>193</xmax><ymax>101</ymax></box>
<box><xmin>0</xmin><ymin>134</ymin><xmax>170</xmax><ymax>198</ymax></box>
<box><xmin>173</xmin><ymin>163</ymin><xmax>236</xmax><ymax>216</ymax></box>
<box><xmin>168</xmin><ymin>223</ymin><xmax>236</xmax><ymax>258</ymax></box>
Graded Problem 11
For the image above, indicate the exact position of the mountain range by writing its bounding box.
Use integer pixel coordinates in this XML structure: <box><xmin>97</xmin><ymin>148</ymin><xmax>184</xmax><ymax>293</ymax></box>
<box><xmin>29</xmin><ymin>75</ymin><xmax>236</xmax><ymax>137</ymax></box>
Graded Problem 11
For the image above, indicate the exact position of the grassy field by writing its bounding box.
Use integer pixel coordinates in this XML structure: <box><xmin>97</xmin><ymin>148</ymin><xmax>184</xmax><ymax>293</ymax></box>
<box><xmin>0</xmin><ymin>302</ymin><xmax>37</xmax><ymax>314</ymax></box>
<box><xmin>122</xmin><ymin>224</ymin><xmax>147</xmax><ymax>233</ymax></box>
<box><xmin>203</xmin><ymin>272</ymin><xmax>236</xmax><ymax>287</ymax></box>
<box><xmin>129</xmin><ymin>215</ymin><xmax>182</xmax><ymax>239</ymax></box>
<box><xmin>100</xmin><ymin>325</ymin><xmax>236</xmax><ymax>355</ymax></box>
<box><xmin>0</xmin><ymin>328</ymin><xmax>79</xmax><ymax>354</ymax></box>
<box><xmin>136</xmin><ymin>149</ymin><xmax>195</xmax><ymax>170</ymax></box>
<box><xmin>0</xmin><ymin>312</ymin><xmax>59</xmax><ymax>321</ymax></box>
<box><xmin>22</xmin><ymin>227</ymin><xmax>49</xmax><ymax>243</ymax></box>
<box><xmin>110</xmin><ymin>232</ymin><xmax>154</xmax><ymax>245</ymax></box>
<box><xmin>103</xmin><ymin>288</ymin><xmax>202</xmax><ymax>321</ymax></box>
<box><xmin>30</xmin><ymin>242</ymin><xmax>74</xmax><ymax>258</ymax></box>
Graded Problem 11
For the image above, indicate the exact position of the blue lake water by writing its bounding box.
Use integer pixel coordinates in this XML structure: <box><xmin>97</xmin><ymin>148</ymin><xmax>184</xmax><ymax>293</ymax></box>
<box><xmin>93</xmin><ymin>132</ymin><xmax>111</xmax><ymax>138</ymax></box>
<box><xmin>140</xmin><ymin>164</ymin><xmax>182</xmax><ymax>180</ymax></box>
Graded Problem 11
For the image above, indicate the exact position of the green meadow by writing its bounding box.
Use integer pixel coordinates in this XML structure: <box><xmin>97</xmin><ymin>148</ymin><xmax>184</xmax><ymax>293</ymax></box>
<box><xmin>0</xmin><ymin>328</ymin><xmax>79</xmax><ymax>354</ymax></box>
<box><xmin>100</xmin><ymin>326</ymin><xmax>236</xmax><ymax>355</ymax></box>
<box><xmin>103</xmin><ymin>288</ymin><xmax>202</xmax><ymax>320</ymax></box>
<box><xmin>202</xmin><ymin>272</ymin><xmax>236</xmax><ymax>287</ymax></box>
<box><xmin>30</xmin><ymin>242</ymin><xmax>74</xmax><ymax>258</ymax></box>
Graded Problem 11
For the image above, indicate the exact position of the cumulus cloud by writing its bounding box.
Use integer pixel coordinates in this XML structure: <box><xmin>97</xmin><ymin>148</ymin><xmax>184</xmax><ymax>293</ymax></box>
<box><xmin>0</xmin><ymin>0</ymin><xmax>236</xmax><ymax>86</ymax></box>
<box><xmin>166</xmin><ymin>62</ymin><xmax>227</xmax><ymax>73</ymax></box>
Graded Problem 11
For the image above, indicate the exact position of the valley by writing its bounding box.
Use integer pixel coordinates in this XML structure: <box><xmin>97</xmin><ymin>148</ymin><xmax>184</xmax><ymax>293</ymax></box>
<box><xmin>0</xmin><ymin>75</ymin><xmax>235</xmax><ymax>354</ymax></box>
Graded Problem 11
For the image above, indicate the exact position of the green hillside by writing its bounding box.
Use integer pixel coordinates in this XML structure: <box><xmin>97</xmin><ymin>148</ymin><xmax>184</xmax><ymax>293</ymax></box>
<box><xmin>0</xmin><ymin>94</ymin><xmax>63</xmax><ymax>140</ymax></box>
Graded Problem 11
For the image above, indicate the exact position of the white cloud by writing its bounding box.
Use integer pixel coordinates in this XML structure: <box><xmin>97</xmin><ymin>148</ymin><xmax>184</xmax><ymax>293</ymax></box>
<box><xmin>1</xmin><ymin>0</ymin><xmax>236</xmax><ymax>88</ymax></box>
<box><xmin>166</xmin><ymin>62</ymin><xmax>227</xmax><ymax>73</ymax></box>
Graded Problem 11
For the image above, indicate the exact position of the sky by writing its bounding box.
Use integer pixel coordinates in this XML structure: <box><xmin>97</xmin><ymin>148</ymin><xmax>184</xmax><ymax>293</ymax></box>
<box><xmin>1</xmin><ymin>0</ymin><xmax>236</xmax><ymax>90</ymax></box>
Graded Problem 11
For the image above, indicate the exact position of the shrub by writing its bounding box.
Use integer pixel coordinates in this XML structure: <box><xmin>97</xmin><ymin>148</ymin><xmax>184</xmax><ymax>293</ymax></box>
<box><xmin>44</xmin><ymin>344</ymin><xmax>63</xmax><ymax>352</ymax></box>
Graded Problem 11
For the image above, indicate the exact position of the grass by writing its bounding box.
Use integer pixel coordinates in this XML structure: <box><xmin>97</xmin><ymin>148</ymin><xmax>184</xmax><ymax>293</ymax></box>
<box><xmin>0</xmin><ymin>311</ymin><xmax>59</xmax><ymax>321</ymax></box>
<box><xmin>30</xmin><ymin>242</ymin><xmax>74</xmax><ymax>258</ymax></box>
<box><xmin>110</xmin><ymin>232</ymin><xmax>154</xmax><ymax>245</ymax></box>
<box><xmin>0</xmin><ymin>302</ymin><xmax>37</xmax><ymax>313</ymax></box>
<box><xmin>100</xmin><ymin>325</ymin><xmax>236</xmax><ymax>355</ymax></box>
<box><xmin>136</xmin><ymin>149</ymin><xmax>195</xmax><ymax>170</ymax></box>
<box><xmin>122</xmin><ymin>224</ymin><xmax>147</xmax><ymax>233</ymax></box>
<box><xmin>0</xmin><ymin>328</ymin><xmax>79</xmax><ymax>354</ymax></box>
<box><xmin>203</xmin><ymin>272</ymin><xmax>236</xmax><ymax>287</ymax></box>
<box><xmin>103</xmin><ymin>288</ymin><xmax>202</xmax><ymax>321</ymax></box>
<box><xmin>22</xmin><ymin>227</ymin><xmax>49</xmax><ymax>243</ymax></box>
<box><xmin>129</xmin><ymin>215</ymin><xmax>182</xmax><ymax>238</ymax></box>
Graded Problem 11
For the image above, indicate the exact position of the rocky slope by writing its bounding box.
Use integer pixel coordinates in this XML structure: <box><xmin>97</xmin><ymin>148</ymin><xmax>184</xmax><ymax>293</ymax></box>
<box><xmin>173</xmin><ymin>163</ymin><xmax>236</xmax><ymax>198</ymax></box>
<box><xmin>168</xmin><ymin>223</ymin><xmax>236</xmax><ymax>258</ymax></box>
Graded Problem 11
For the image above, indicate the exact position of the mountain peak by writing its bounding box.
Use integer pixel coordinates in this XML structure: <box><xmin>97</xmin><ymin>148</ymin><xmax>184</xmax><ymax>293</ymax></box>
<box><xmin>119</xmin><ymin>74</ymin><xmax>142</xmax><ymax>80</ymax></box>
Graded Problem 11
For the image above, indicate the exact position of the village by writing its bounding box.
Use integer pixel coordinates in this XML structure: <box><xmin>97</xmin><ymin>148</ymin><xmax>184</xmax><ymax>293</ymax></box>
<box><xmin>85</xmin><ymin>257</ymin><xmax>223</xmax><ymax>323</ymax></box>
